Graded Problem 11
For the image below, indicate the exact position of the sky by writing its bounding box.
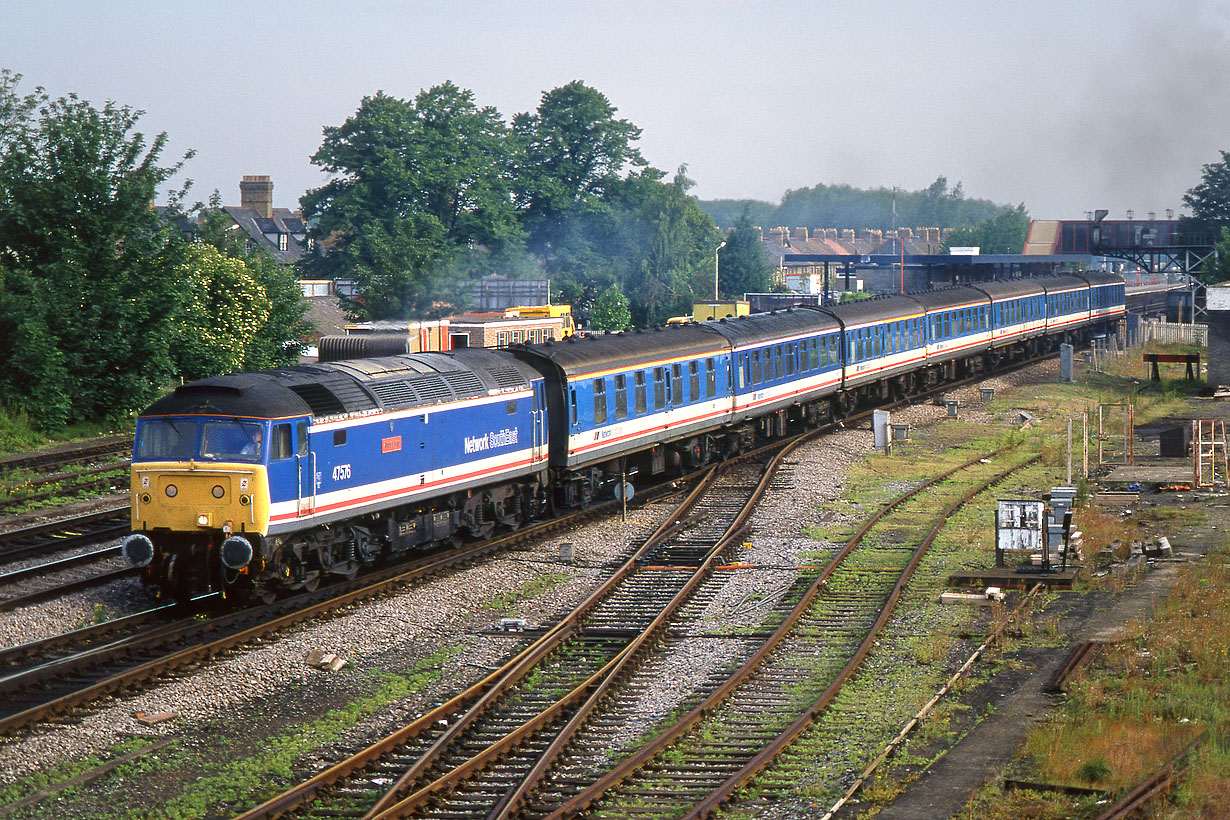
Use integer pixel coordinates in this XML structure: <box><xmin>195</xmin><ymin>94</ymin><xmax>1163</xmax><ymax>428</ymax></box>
<box><xmin>4</xmin><ymin>0</ymin><xmax>1228</xmax><ymax>222</ymax></box>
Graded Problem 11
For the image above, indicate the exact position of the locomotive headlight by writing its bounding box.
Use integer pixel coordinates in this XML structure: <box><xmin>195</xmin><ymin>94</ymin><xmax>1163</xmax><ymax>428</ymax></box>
<box><xmin>197</xmin><ymin>514</ymin><xmax>211</xmax><ymax>527</ymax></box>
<box><xmin>165</xmin><ymin>484</ymin><xmax>178</xmax><ymax>498</ymax></box>
<box><xmin>211</xmin><ymin>485</ymin><xmax>225</xmax><ymax>499</ymax></box>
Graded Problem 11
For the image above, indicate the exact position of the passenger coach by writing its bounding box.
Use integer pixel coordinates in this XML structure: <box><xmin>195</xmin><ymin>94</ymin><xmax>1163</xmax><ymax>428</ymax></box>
<box><xmin>513</xmin><ymin>325</ymin><xmax>732</xmax><ymax>507</ymax></box>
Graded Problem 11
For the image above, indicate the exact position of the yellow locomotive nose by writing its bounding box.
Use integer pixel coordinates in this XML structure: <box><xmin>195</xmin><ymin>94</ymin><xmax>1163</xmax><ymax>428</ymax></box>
<box><xmin>131</xmin><ymin>463</ymin><xmax>269</xmax><ymax>534</ymax></box>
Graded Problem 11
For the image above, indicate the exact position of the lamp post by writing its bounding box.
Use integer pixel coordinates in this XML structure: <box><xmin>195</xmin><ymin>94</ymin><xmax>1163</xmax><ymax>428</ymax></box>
<box><xmin>714</xmin><ymin>241</ymin><xmax>726</xmax><ymax>301</ymax></box>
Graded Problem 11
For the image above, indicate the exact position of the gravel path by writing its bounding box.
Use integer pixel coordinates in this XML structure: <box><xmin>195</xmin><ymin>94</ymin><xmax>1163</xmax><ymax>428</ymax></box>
<box><xmin>0</xmin><ymin>361</ymin><xmax>1057</xmax><ymax>790</ymax></box>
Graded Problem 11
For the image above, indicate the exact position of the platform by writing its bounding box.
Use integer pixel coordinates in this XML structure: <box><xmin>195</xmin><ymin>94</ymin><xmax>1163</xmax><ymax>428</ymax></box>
<box><xmin>948</xmin><ymin>567</ymin><xmax>1080</xmax><ymax>590</ymax></box>
<box><xmin>1103</xmin><ymin>462</ymin><xmax>1194</xmax><ymax>485</ymax></box>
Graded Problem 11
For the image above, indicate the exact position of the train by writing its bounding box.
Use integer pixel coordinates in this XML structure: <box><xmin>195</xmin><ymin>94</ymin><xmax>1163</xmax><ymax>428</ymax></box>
<box><xmin>122</xmin><ymin>273</ymin><xmax>1124</xmax><ymax>602</ymax></box>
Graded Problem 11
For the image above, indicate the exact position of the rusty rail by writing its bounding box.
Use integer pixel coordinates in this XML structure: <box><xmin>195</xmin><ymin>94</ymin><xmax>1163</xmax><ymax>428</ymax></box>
<box><xmin>1044</xmin><ymin>639</ymin><xmax>1102</xmax><ymax>694</ymax></box>
<box><xmin>233</xmin><ymin>465</ymin><xmax>724</xmax><ymax>820</ymax></box>
<box><xmin>1093</xmin><ymin>733</ymin><xmax>1205</xmax><ymax>820</ymax></box>
<box><xmin>459</xmin><ymin>435</ymin><xmax>812</xmax><ymax>820</ymax></box>
<box><xmin>539</xmin><ymin>446</ymin><xmax>1036</xmax><ymax>820</ymax></box>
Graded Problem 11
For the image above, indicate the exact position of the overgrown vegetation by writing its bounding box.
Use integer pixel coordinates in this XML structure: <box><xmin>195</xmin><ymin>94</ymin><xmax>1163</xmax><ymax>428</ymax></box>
<box><xmin>965</xmin><ymin>537</ymin><xmax>1230</xmax><ymax>819</ymax></box>
<box><xmin>483</xmin><ymin>570</ymin><xmax>571</xmax><ymax>613</ymax></box>
<box><xmin>0</xmin><ymin>651</ymin><xmax>456</xmax><ymax>819</ymax></box>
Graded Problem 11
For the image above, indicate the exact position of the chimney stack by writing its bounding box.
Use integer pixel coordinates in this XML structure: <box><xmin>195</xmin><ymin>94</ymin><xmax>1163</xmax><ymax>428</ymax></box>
<box><xmin>240</xmin><ymin>175</ymin><xmax>274</xmax><ymax>218</ymax></box>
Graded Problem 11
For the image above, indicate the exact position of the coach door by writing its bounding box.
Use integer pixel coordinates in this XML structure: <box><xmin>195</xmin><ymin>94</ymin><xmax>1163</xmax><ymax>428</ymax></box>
<box><xmin>532</xmin><ymin>382</ymin><xmax>546</xmax><ymax>464</ymax></box>
<box><xmin>296</xmin><ymin>421</ymin><xmax>315</xmax><ymax>516</ymax></box>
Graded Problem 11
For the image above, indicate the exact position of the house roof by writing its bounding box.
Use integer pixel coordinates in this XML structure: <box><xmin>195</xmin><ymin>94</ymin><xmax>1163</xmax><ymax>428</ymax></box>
<box><xmin>222</xmin><ymin>206</ymin><xmax>308</xmax><ymax>264</ymax></box>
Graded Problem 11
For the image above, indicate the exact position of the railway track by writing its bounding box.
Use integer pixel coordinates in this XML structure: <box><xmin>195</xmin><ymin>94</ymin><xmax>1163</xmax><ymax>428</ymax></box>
<box><xmin>231</xmin><ymin>439</ymin><xmax>795</xmax><ymax>820</ymax></box>
<box><xmin>0</xmin><ymin>476</ymin><xmax>688</xmax><ymax>739</ymax></box>
<box><xmin>0</xmin><ymin>546</ymin><xmax>131</xmax><ymax>613</ymax></box>
<box><xmin>0</xmin><ymin>435</ymin><xmax>131</xmax><ymax>474</ymax></box>
<box><xmin>531</xmin><ymin>448</ymin><xmax>1040</xmax><ymax>820</ymax></box>
<box><xmin>0</xmin><ymin>506</ymin><xmax>130</xmax><ymax>563</ymax></box>
<box><xmin>0</xmin><ymin>436</ymin><xmax>132</xmax><ymax>516</ymax></box>
<box><xmin>229</xmin><ymin>436</ymin><xmax>1038</xmax><ymax>820</ymax></box>
<box><xmin>0</xmin><ymin>460</ymin><xmax>130</xmax><ymax>516</ymax></box>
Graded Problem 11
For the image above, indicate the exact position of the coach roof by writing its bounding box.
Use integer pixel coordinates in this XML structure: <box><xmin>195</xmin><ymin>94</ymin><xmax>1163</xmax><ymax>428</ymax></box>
<box><xmin>515</xmin><ymin>324</ymin><xmax>725</xmax><ymax>377</ymax></box>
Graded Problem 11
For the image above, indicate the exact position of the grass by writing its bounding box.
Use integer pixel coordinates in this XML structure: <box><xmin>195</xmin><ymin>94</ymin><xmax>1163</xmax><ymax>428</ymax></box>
<box><xmin>965</xmin><ymin>536</ymin><xmax>1230</xmax><ymax>819</ymax></box>
<box><xmin>0</xmin><ymin>650</ymin><xmax>457</xmax><ymax>820</ymax></box>
<box><xmin>483</xmin><ymin>570</ymin><xmax>571</xmax><ymax>613</ymax></box>
<box><xmin>0</xmin><ymin>405</ymin><xmax>133</xmax><ymax>457</ymax></box>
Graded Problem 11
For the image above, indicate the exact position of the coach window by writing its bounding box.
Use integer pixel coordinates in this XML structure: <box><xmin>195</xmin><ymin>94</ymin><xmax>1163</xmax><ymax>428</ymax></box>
<box><xmin>672</xmin><ymin>363</ymin><xmax>684</xmax><ymax>402</ymax></box>
<box><xmin>272</xmin><ymin>423</ymin><xmax>293</xmax><ymax>459</ymax></box>
<box><xmin>751</xmin><ymin>350</ymin><xmax>762</xmax><ymax>383</ymax></box>
<box><xmin>689</xmin><ymin>361</ymin><xmax>700</xmax><ymax>399</ymax></box>
<box><xmin>706</xmin><ymin>359</ymin><xmax>716</xmax><ymax>397</ymax></box>
<box><xmin>506</xmin><ymin>400</ymin><xmax>517</xmax><ymax>414</ymax></box>
<box><xmin>570</xmin><ymin>389</ymin><xmax>578</xmax><ymax>425</ymax></box>
<box><xmin>593</xmin><ymin>378</ymin><xmax>607</xmax><ymax>425</ymax></box>
<box><xmin>333</xmin><ymin>430</ymin><xmax>347</xmax><ymax>447</ymax></box>
<box><xmin>654</xmin><ymin>367</ymin><xmax>666</xmax><ymax>409</ymax></box>
<box><xmin>785</xmin><ymin>344</ymin><xmax>795</xmax><ymax>375</ymax></box>
<box><xmin>614</xmin><ymin>374</ymin><xmax>628</xmax><ymax>420</ymax></box>
<box><xmin>634</xmin><ymin>371</ymin><xmax>647</xmax><ymax>414</ymax></box>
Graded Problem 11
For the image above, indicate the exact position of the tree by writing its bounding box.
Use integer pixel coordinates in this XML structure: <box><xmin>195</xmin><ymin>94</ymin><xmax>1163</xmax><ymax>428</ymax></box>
<box><xmin>1197</xmin><ymin>228</ymin><xmax>1230</xmax><ymax>285</ymax></box>
<box><xmin>192</xmin><ymin>194</ymin><xmax>311</xmax><ymax>369</ymax></box>
<box><xmin>1181</xmin><ymin>150</ymin><xmax>1230</xmax><ymax>237</ymax></box>
<box><xmin>614</xmin><ymin>167</ymin><xmax>723</xmax><ymax>326</ymax></box>
<box><xmin>512</xmin><ymin>81</ymin><xmax>645</xmax><ymax>253</ymax></box>
<box><xmin>942</xmin><ymin>204</ymin><xmax>1031</xmax><ymax>255</ymax></box>
<box><xmin>0</xmin><ymin>70</ymin><xmax>193</xmax><ymax>428</ymax></box>
<box><xmin>300</xmin><ymin>83</ymin><xmax>521</xmax><ymax>319</ymax></box>
<box><xmin>588</xmin><ymin>286</ymin><xmax>631</xmax><ymax>331</ymax></box>
<box><xmin>170</xmin><ymin>245</ymin><xmax>272</xmax><ymax>380</ymax></box>
<box><xmin>718</xmin><ymin>209</ymin><xmax>775</xmax><ymax>298</ymax></box>
<box><xmin>711</xmin><ymin>178</ymin><xmax>1011</xmax><ymax>233</ymax></box>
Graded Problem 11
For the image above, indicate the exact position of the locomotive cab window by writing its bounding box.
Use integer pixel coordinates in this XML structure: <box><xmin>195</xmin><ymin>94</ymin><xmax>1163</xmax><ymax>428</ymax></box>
<box><xmin>136</xmin><ymin>418</ymin><xmax>196</xmax><ymax>461</ymax></box>
<box><xmin>297</xmin><ymin>422</ymin><xmax>309</xmax><ymax>456</ymax></box>
<box><xmin>201</xmin><ymin>420</ymin><xmax>266</xmax><ymax>462</ymax></box>
<box><xmin>272</xmin><ymin>423</ymin><xmax>293</xmax><ymax>460</ymax></box>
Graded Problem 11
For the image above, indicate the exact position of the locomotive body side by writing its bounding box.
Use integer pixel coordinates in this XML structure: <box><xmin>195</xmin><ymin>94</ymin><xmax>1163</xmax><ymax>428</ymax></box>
<box><xmin>126</xmin><ymin>350</ymin><xmax>550</xmax><ymax>600</ymax></box>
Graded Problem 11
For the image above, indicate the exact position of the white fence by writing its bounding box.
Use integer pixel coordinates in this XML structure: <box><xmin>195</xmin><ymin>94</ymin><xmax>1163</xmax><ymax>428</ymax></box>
<box><xmin>1136</xmin><ymin>319</ymin><xmax>1208</xmax><ymax>346</ymax></box>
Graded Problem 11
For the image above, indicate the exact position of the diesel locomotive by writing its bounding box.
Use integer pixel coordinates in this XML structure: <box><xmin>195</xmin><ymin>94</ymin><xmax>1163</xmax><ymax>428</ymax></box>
<box><xmin>123</xmin><ymin>273</ymin><xmax>1124</xmax><ymax>601</ymax></box>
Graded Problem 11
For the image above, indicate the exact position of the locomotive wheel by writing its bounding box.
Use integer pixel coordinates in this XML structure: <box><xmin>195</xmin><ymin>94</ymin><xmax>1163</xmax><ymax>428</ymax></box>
<box><xmin>303</xmin><ymin>571</ymin><xmax>321</xmax><ymax>592</ymax></box>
